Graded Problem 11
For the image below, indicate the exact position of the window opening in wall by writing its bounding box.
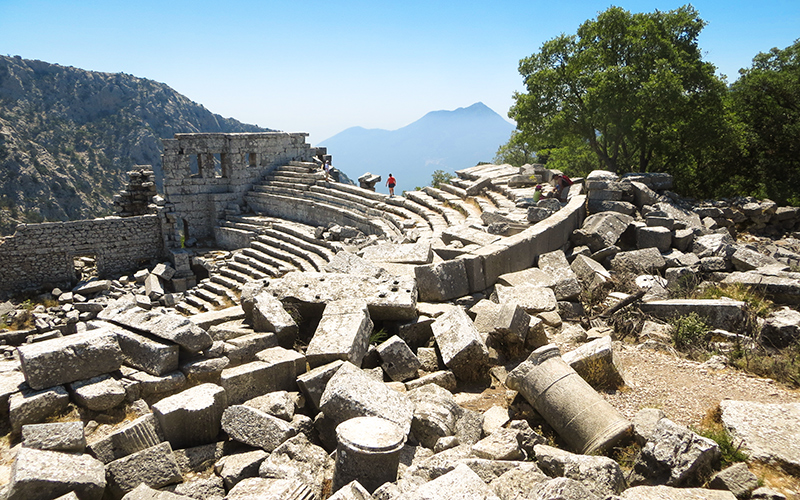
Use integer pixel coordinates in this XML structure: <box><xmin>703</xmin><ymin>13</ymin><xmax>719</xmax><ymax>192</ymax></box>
<box><xmin>214</xmin><ymin>153</ymin><xmax>223</xmax><ymax>178</ymax></box>
<box><xmin>189</xmin><ymin>154</ymin><xmax>200</xmax><ymax>177</ymax></box>
<box><xmin>249</xmin><ymin>153</ymin><xmax>257</xmax><ymax>167</ymax></box>
<box><xmin>73</xmin><ymin>253</ymin><xmax>98</xmax><ymax>282</ymax></box>
<box><xmin>220</xmin><ymin>152</ymin><xmax>229</xmax><ymax>178</ymax></box>
<box><xmin>179</xmin><ymin>219</ymin><xmax>189</xmax><ymax>248</ymax></box>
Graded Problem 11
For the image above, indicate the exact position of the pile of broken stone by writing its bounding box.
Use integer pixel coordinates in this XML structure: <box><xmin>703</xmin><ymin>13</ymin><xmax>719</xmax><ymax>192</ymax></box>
<box><xmin>2</xmin><ymin>169</ymin><xmax>800</xmax><ymax>500</ymax></box>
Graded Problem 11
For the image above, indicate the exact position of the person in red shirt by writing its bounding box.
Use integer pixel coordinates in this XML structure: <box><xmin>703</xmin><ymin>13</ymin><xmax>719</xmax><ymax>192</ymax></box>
<box><xmin>386</xmin><ymin>174</ymin><xmax>397</xmax><ymax>197</ymax></box>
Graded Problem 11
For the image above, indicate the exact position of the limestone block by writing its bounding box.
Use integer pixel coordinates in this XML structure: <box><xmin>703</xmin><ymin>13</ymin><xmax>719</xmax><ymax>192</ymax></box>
<box><xmin>21</xmin><ymin>421</ymin><xmax>85</xmax><ymax>453</ymax></box>
<box><xmin>266</xmin><ymin>271</ymin><xmax>417</xmax><ymax>321</ymax></box>
<box><xmin>114</xmin><ymin>328</ymin><xmax>179</xmax><ymax>376</ymax></box>
<box><xmin>495</xmin><ymin>283</ymin><xmax>557</xmax><ymax>314</ymax></box>
<box><xmin>244</xmin><ymin>390</ymin><xmax>296</xmax><ymax>421</ymax></box>
<box><xmin>708</xmin><ymin>462</ymin><xmax>759</xmax><ymax>499</ymax></box>
<box><xmin>692</xmin><ymin>232</ymin><xmax>736</xmax><ymax>259</ymax></box>
<box><xmin>731</xmin><ymin>246</ymin><xmax>780</xmax><ymax>271</ymax></box>
<box><xmin>441</xmin><ymin>224</ymin><xmax>501</xmax><ymax>247</ymax></box>
<box><xmin>723</xmin><ymin>270</ymin><xmax>800</xmax><ymax>306</ymax></box>
<box><xmin>571</xmin><ymin>212</ymin><xmax>634</xmax><ymax>252</ymax></box>
<box><xmin>250</xmin><ymin>292</ymin><xmax>298</xmax><ymax>346</ymax></box>
<box><xmin>534</xmin><ymin>443</ymin><xmax>625</xmax><ymax>498</ymax></box>
<box><xmin>179</xmin><ymin>356</ymin><xmax>229</xmax><ymax>384</ymax></box>
<box><xmin>430</xmin><ymin>307</ymin><xmax>489</xmax><ymax>381</ymax></box>
<box><xmin>208</xmin><ymin>319</ymin><xmax>254</xmax><ymax>341</ymax></box>
<box><xmin>632</xmin><ymin>408</ymin><xmax>667</xmax><ymax>445</ymax></box>
<box><xmin>377</xmin><ymin>335</ymin><xmax>421</xmax><ymax>382</ymax></box>
<box><xmin>629</xmin><ymin>180</ymin><xmax>660</xmax><ymax>207</ymax></box>
<box><xmin>491</xmin><ymin>302</ymin><xmax>530</xmax><ymax>346</ymax></box>
<box><xmin>324</xmin><ymin>251</ymin><xmax>388</xmax><ymax>278</ymax></box>
<box><xmin>99</xmin><ymin>298</ymin><xmax>213</xmax><ymax>353</ymax></box>
<box><xmin>362</xmin><ymin>241</ymin><xmax>433</xmax><ymax>264</ymax></box>
<box><xmin>416</xmin><ymin>346</ymin><xmax>440</xmax><ymax>372</ymax></box>
<box><xmin>255</xmin><ymin>345</ymin><xmax>306</xmax><ymax>377</ymax></box>
<box><xmin>306</xmin><ymin>299</ymin><xmax>372</xmax><ymax>368</ymax></box>
<box><xmin>621</xmin><ymin>485</ymin><xmax>736</xmax><ymax>499</ymax></box>
<box><xmin>18</xmin><ymin>329</ymin><xmax>123</xmax><ymax>390</ymax></box>
<box><xmin>221</xmin><ymin>350</ymin><xmax>299</xmax><ymax>406</ymax></box>
<box><xmin>631</xmin><ymin>417</ymin><xmax>720</xmax><ymax>487</ymax></box>
<box><xmin>319</xmin><ymin>361</ymin><xmax>414</xmax><ymax>435</ymax></box>
<box><xmin>258</xmin><ymin>433</ymin><xmax>333</xmax><ymax>499</ymax></box>
<box><xmin>327</xmin><ymin>480</ymin><xmax>372</xmax><ymax>500</ymax></box>
<box><xmin>673</xmin><ymin>228</ymin><xmax>695</xmax><ymax>252</ymax></box>
<box><xmin>414</xmin><ymin>259</ymin><xmax>470</xmax><ymax>302</ymax></box>
<box><xmin>397</xmin><ymin>316</ymin><xmax>435</xmax><ymax>350</ymax></box>
<box><xmin>466</xmin><ymin>176</ymin><xmax>493</xmax><ymax>196</ymax></box>
<box><xmin>406</xmin><ymin>381</ymin><xmax>463</xmax><ymax>449</ymax></box>
<box><xmin>125</xmin><ymin>370</ymin><xmax>186</xmax><ymax>398</ymax></box>
<box><xmin>471</xmin><ymin>428</ymin><xmax>524</xmax><ymax>460</ymax></box>
<box><xmin>120</xmin><ymin>483</ymin><xmax>195</xmax><ymax>499</ymax></box>
<box><xmin>225</xmin><ymin>478</ymin><xmax>314</xmax><ymax>500</ymax></box>
<box><xmin>6</xmin><ymin>447</ymin><xmax>105</xmax><ymax>500</ymax></box>
<box><xmin>570</xmin><ymin>254</ymin><xmax>611</xmax><ymax>290</ymax></box>
<box><xmin>760</xmin><ymin>307</ymin><xmax>800</xmax><ymax>348</ymax></box>
<box><xmin>215</xmin><ymin>449</ymin><xmax>268</xmax><ymax>490</ymax></box>
<box><xmin>637</xmin><ymin>226</ymin><xmax>673</xmax><ymax>252</ymax></box>
<box><xmin>400</xmin><ymin>463</ymin><xmax>499</xmax><ymax>500</ymax></box>
<box><xmin>481</xmin><ymin>405</ymin><xmax>511</xmax><ymax>436</ymax></box>
<box><xmin>720</xmin><ymin>400</ymin><xmax>800</xmax><ymax>474</ymax></box>
<box><xmin>223</xmin><ymin>332</ymin><xmax>278</xmax><ymax>365</ymax></box>
<box><xmin>221</xmin><ymin>405</ymin><xmax>296</xmax><ymax>451</ymax></box>
<box><xmin>9</xmin><ymin>385</ymin><xmax>70</xmax><ymax>433</ymax></box>
<box><xmin>73</xmin><ymin>279</ymin><xmax>111</xmax><ymax>296</ymax></box>
<box><xmin>587</xmin><ymin>199</ymin><xmax>637</xmax><ymax>215</ymax></box>
<box><xmin>561</xmin><ymin>336</ymin><xmax>625</xmax><ymax>390</ymax></box>
<box><xmin>639</xmin><ymin>298</ymin><xmax>746</xmax><ymax>331</ymax></box>
<box><xmin>190</xmin><ymin>305</ymin><xmax>245</xmax><ymax>331</ymax></box>
<box><xmin>105</xmin><ymin>442</ymin><xmax>183</xmax><ymax>499</ymax></box>
<box><xmin>610</xmin><ymin>248</ymin><xmax>667</xmax><ymax>274</ymax></box>
<box><xmin>151</xmin><ymin>263</ymin><xmax>176</xmax><ymax>281</ymax></box>
<box><xmin>404</xmin><ymin>370</ymin><xmax>457</xmax><ymax>393</ymax></box>
<box><xmin>144</xmin><ymin>273</ymin><xmax>164</xmax><ymax>300</ymax></box>
<box><xmin>69</xmin><ymin>374</ymin><xmax>126</xmax><ymax>411</ymax></box>
<box><xmin>538</xmin><ymin>250</ymin><xmax>582</xmax><ymax>300</ymax></box>
<box><xmin>87</xmin><ymin>414</ymin><xmax>162</xmax><ymax>464</ymax></box>
<box><xmin>152</xmin><ymin>383</ymin><xmax>227</xmax><ymax>449</ymax></box>
<box><xmin>296</xmin><ymin>359</ymin><xmax>344</xmax><ymax>411</ymax></box>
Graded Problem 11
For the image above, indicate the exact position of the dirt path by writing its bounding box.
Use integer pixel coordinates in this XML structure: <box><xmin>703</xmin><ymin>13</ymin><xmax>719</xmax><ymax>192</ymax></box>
<box><xmin>603</xmin><ymin>343</ymin><xmax>800</xmax><ymax>428</ymax></box>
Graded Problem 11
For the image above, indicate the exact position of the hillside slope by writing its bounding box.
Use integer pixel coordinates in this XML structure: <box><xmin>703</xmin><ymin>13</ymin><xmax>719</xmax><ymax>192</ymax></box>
<box><xmin>319</xmin><ymin>102</ymin><xmax>515</xmax><ymax>193</ymax></box>
<box><xmin>0</xmin><ymin>55</ymin><xmax>270</xmax><ymax>235</ymax></box>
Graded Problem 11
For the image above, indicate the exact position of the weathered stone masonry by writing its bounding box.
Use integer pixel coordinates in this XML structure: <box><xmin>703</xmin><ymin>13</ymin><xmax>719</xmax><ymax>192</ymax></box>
<box><xmin>160</xmin><ymin>132</ymin><xmax>318</xmax><ymax>246</ymax></box>
<box><xmin>0</xmin><ymin>215</ymin><xmax>163</xmax><ymax>296</ymax></box>
<box><xmin>0</xmin><ymin>132</ymin><xmax>318</xmax><ymax>298</ymax></box>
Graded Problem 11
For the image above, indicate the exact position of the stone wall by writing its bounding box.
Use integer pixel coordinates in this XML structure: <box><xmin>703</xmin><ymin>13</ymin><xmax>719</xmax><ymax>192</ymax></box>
<box><xmin>0</xmin><ymin>215</ymin><xmax>163</xmax><ymax>298</ymax></box>
<box><xmin>161</xmin><ymin>132</ymin><xmax>318</xmax><ymax>246</ymax></box>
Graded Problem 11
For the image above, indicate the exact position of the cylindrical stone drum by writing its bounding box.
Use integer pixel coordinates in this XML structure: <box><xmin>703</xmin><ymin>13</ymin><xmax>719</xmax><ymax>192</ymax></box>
<box><xmin>332</xmin><ymin>416</ymin><xmax>406</xmax><ymax>493</ymax></box>
<box><xmin>507</xmin><ymin>344</ymin><xmax>632</xmax><ymax>454</ymax></box>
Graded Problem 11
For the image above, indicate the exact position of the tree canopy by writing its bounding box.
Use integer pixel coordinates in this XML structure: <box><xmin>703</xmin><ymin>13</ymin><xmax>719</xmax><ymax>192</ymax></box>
<box><xmin>507</xmin><ymin>5</ymin><xmax>734</xmax><ymax>191</ymax></box>
<box><xmin>729</xmin><ymin>40</ymin><xmax>800</xmax><ymax>205</ymax></box>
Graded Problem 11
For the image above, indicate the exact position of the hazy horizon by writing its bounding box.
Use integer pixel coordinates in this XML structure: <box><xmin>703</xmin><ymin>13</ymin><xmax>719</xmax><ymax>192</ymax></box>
<box><xmin>2</xmin><ymin>0</ymin><xmax>798</xmax><ymax>145</ymax></box>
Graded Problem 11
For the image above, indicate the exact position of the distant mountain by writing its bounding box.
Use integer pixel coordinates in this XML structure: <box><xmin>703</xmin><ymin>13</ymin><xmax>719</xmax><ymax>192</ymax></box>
<box><xmin>0</xmin><ymin>55</ymin><xmax>271</xmax><ymax>235</ymax></box>
<box><xmin>319</xmin><ymin>102</ymin><xmax>515</xmax><ymax>194</ymax></box>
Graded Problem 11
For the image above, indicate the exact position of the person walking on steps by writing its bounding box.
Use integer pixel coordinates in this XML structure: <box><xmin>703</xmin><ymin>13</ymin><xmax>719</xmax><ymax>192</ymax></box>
<box><xmin>386</xmin><ymin>173</ymin><xmax>396</xmax><ymax>197</ymax></box>
<box><xmin>323</xmin><ymin>160</ymin><xmax>331</xmax><ymax>182</ymax></box>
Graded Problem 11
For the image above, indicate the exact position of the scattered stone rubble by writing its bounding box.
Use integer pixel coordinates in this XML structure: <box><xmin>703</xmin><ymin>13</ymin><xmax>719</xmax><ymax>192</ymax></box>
<box><xmin>1</xmin><ymin>145</ymin><xmax>800</xmax><ymax>499</ymax></box>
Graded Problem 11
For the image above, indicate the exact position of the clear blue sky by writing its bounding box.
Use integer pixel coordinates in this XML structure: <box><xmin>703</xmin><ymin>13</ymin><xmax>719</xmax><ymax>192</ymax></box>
<box><xmin>1</xmin><ymin>0</ymin><xmax>798</xmax><ymax>145</ymax></box>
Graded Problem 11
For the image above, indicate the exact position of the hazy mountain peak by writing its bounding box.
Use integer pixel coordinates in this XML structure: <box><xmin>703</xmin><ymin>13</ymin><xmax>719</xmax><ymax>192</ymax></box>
<box><xmin>320</xmin><ymin>103</ymin><xmax>515</xmax><ymax>192</ymax></box>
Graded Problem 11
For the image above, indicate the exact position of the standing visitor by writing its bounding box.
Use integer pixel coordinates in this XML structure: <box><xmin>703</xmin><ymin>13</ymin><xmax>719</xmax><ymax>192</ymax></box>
<box><xmin>386</xmin><ymin>173</ymin><xmax>397</xmax><ymax>197</ymax></box>
<box><xmin>323</xmin><ymin>160</ymin><xmax>331</xmax><ymax>182</ymax></box>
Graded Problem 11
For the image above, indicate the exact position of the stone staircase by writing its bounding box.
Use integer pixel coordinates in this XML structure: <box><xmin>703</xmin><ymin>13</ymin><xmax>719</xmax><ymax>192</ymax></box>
<box><xmin>174</xmin><ymin>161</ymin><xmax>570</xmax><ymax>315</ymax></box>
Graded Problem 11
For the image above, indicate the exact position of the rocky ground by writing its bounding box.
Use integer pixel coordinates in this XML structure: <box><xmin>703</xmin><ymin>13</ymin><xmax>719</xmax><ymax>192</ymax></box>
<box><xmin>1</xmin><ymin>166</ymin><xmax>800</xmax><ymax>499</ymax></box>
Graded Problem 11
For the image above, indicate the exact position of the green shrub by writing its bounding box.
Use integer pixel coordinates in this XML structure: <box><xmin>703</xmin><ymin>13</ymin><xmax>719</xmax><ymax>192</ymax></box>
<box><xmin>670</xmin><ymin>312</ymin><xmax>710</xmax><ymax>350</ymax></box>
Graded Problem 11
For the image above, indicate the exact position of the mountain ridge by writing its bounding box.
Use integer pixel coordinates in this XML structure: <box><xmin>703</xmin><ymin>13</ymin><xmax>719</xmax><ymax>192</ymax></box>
<box><xmin>0</xmin><ymin>55</ymin><xmax>271</xmax><ymax>235</ymax></box>
<box><xmin>319</xmin><ymin>102</ymin><xmax>514</xmax><ymax>192</ymax></box>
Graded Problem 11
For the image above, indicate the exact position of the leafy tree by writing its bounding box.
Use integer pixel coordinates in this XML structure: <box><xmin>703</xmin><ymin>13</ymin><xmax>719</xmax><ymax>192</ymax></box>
<box><xmin>430</xmin><ymin>169</ymin><xmax>454</xmax><ymax>188</ymax></box>
<box><xmin>508</xmin><ymin>5</ymin><xmax>735</xmax><ymax>190</ymax></box>
<box><xmin>494</xmin><ymin>130</ymin><xmax>535</xmax><ymax>166</ymax></box>
<box><xmin>728</xmin><ymin>40</ymin><xmax>800</xmax><ymax>205</ymax></box>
